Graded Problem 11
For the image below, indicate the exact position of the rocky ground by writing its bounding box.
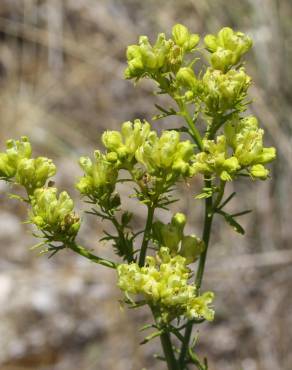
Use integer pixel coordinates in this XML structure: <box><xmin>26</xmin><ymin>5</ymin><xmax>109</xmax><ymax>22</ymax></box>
<box><xmin>0</xmin><ymin>1</ymin><xmax>292</xmax><ymax>369</ymax></box>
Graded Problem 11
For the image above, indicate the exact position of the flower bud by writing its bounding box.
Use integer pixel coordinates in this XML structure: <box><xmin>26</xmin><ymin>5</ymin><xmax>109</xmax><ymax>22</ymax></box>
<box><xmin>15</xmin><ymin>157</ymin><xmax>56</xmax><ymax>193</ymax></box>
<box><xmin>172</xmin><ymin>212</ymin><xmax>186</xmax><ymax>226</ymax></box>
<box><xmin>204</xmin><ymin>34</ymin><xmax>218</xmax><ymax>52</ymax></box>
<box><xmin>176</xmin><ymin>67</ymin><xmax>197</xmax><ymax>89</ymax></box>
<box><xmin>172</xmin><ymin>24</ymin><xmax>199</xmax><ymax>51</ymax></box>
<box><xmin>140</xmin><ymin>47</ymin><xmax>159</xmax><ymax>69</ymax></box>
<box><xmin>217</xmin><ymin>27</ymin><xmax>234</xmax><ymax>47</ymax></box>
<box><xmin>186</xmin><ymin>34</ymin><xmax>200</xmax><ymax>50</ymax></box>
<box><xmin>176</xmin><ymin>141</ymin><xmax>194</xmax><ymax>160</ymax></box>
<box><xmin>159</xmin><ymin>131</ymin><xmax>180</xmax><ymax>168</ymax></box>
<box><xmin>6</xmin><ymin>136</ymin><xmax>32</xmax><ymax>165</ymax></box>
<box><xmin>116</xmin><ymin>146</ymin><xmax>128</xmax><ymax>159</ymax></box>
<box><xmin>210</xmin><ymin>48</ymin><xmax>233</xmax><ymax>71</ymax></box>
<box><xmin>172</xmin><ymin>24</ymin><xmax>190</xmax><ymax>47</ymax></box>
<box><xmin>223</xmin><ymin>157</ymin><xmax>240</xmax><ymax>172</ymax></box>
<box><xmin>171</xmin><ymin>213</ymin><xmax>186</xmax><ymax>236</ymax></box>
<box><xmin>76</xmin><ymin>152</ymin><xmax>118</xmax><ymax>201</ymax></box>
<box><xmin>235</xmin><ymin>130</ymin><xmax>263</xmax><ymax>166</ymax></box>
<box><xmin>138</xmin><ymin>35</ymin><xmax>164</xmax><ymax>70</ymax></box>
<box><xmin>257</xmin><ymin>147</ymin><xmax>276</xmax><ymax>164</ymax></box>
<box><xmin>34</xmin><ymin>157</ymin><xmax>56</xmax><ymax>182</ymax></box>
<box><xmin>102</xmin><ymin>131</ymin><xmax>122</xmax><ymax>151</ymax></box>
<box><xmin>121</xmin><ymin>119</ymin><xmax>151</xmax><ymax>158</ymax></box>
<box><xmin>75</xmin><ymin>177</ymin><xmax>90</xmax><ymax>195</ymax></box>
<box><xmin>153</xmin><ymin>218</ymin><xmax>182</xmax><ymax>253</ymax></box>
<box><xmin>0</xmin><ymin>136</ymin><xmax>32</xmax><ymax>180</ymax></box>
<box><xmin>30</xmin><ymin>187</ymin><xmax>80</xmax><ymax>240</ymax></box>
<box><xmin>161</xmin><ymin>224</ymin><xmax>181</xmax><ymax>252</ymax></box>
<box><xmin>80</xmin><ymin>156</ymin><xmax>93</xmax><ymax>173</ymax></box>
<box><xmin>0</xmin><ymin>153</ymin><xmax>15</xmax><ymax>178</ymax></box>
<box><xmin>126</xmin><ymin>44</ymin><xmax>141</xmax><ymax>60</ymax></box>
<box><xmin>68</xmin><ymin>218</ymin><xmax>81</xmax><ymax>236</ymax></box>
<box><xmin>172</xmin><ymin>160</ymin><xmax>190</xmax><ymax>175</ymax></box>
<box><xmin>220</xmin><ymin>170</ymin><xmax>232</xmax><ymax>182</ymax></box>
<box><xmin>180</xmin><ymin>235</ymin><xmax>205</xmax><ymax>264</ymax></box>
<box><xmin>125</xmin><ymin>57</ymin><xmax>144</xmax><ymax>78</ymax></box>
<box><xmin>205</xmin><ymin>27</ymin><xmax>252</xmax><ymax>68</ymax></box>
<box><xmin>62</xmin><ymin>213</ymin><xmax>81</xmax><ymax>236</ymax></box>
<box><xmin>106</xmin><ymin>152</ymin><xmax>119</xmax><ymax>163</ymax></box>
<box><xmin>250</xmin><ymin>164</ymin><xmax>269</xmax><ymax>180</ymax></box>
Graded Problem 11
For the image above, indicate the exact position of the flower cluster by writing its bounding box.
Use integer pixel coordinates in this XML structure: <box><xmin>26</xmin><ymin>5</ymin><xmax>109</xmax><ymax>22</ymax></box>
<box><xmin>76</xmin><ymin>150</ymin><xmax>119</xmax><ymax>205</ymax></box>
<box><xmin>192</xmin><ymin>115</ymin><xmax>276</xmax><ymax>181</ymax></box>
<box><xmin>0</xmin><ymin>136</ymin><xmax>31</xmax><ymax>178</ymax></box>
<box><xmin>0</xmin><ymin>137</ymin><xmax>56</xmax><ymax>194</ymax></box>
<box><xmin>172</xmin><ymin>24</ymin><xmax>200</xmax><ymax>52</ymax></box>
<box><xmin>102</xmin><ymin>119</ymin><xmax>151</xmax><ymax>168</ymax></box>
<box><xmin>153</xmin><ymin>213</ymin><xmax>204</xmax><ymax>264</ymax></box>
<box><xmin>30</xmin><ymin>187</ymin><xmax>80</xmax><ymax>241</ymax></box>
<box><xmin>0</xmin><ymin>137</ymin><xmax>80</xmax><ymax>247</ymax></box>
<box><xmin>15</xmin><ymin>157</ymin><xmax>56</xmax><ymax>194</ymax></box>
<box><xmin>192</xmin><ymin>135</ymin><xmax>240</xmax><ymax>181</ymax></box>
<box><xmin>77</xmin><ymin>120</ymin><xmax>196</xmax><ymax>206</ymax></box>
<box><xmin>175</xmin><ymin>67</ymin><xmax>199</xmax><ymax>93</ymax></box>
<box><xmin>135</xmin><ymin>130</ymin><xmax>194</xmax><ymax>179</ymax></box>
<box><xmin>204</xmin><ymin>27</ymin><xmax>252</xmax><ymax>71</ymax></box>
<box><xmin>202</xmin><ymin>67</ymin><xmax>251</xmax><ymax>114</ymax></box>
<box><xmin>118</xmin><ymin>247</ymin><xmax>214</xmax><ymax>322</ymax></box>
<box><xmin>125</xmin><ymin>24</ymin><xmax>199</xmax><ymax>80</ymax></box>
<box><xmin>225</xmin><ymin>115</ymin><xmax>276</xmax><ymax>179</ymax></box>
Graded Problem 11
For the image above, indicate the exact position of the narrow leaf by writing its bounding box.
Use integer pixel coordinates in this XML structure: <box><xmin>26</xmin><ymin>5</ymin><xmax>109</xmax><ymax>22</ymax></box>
<box><xmin>231</xmin><ymin>209</ymin><xmax>252</xmax><ymax>218</ymax></box>
<box><xmin>222</xmin><ymin>213</ymin><xmax>245</xmax><ymax>234</ymax></box>
<box><xmin>140</xmin><ymin>329</ymin><xmax>164</xmax><ymax>345</ymax></box>
<box><xmin>217</xmin><ymin>192</ymin><xmax>236</xmax><ymax>210</ymax></box>
<box><xmin>139</xmin><ymin>323</ymin><xmax>156</xmax><ymax>332</ymax></box>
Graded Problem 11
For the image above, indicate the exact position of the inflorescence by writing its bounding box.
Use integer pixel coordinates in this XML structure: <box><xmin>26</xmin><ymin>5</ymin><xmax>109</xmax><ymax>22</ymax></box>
<box><xmin>0</xmin><ymin>23</ymin><xmax>276</xmax><ymax>366</ymax></box>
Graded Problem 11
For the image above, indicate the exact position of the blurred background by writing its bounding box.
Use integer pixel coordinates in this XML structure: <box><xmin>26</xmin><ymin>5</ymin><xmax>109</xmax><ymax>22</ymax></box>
<box><xmin>0</xmin><ymin>1</ymin><xmax>291</xmax><ymax>369</ymax></box>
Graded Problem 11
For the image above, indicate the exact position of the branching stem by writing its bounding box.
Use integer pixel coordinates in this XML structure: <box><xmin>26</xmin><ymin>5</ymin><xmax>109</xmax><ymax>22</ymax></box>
<box><xmin>68</xmin><ymin>242</ymin><xmax>117</xmax><ymax>269</ymax></box>
<box><xmin>178</xmin><ymin>110</ymin><xmax>226</xmax><ymax>369</ymax></box>
<box><xmin>179</xmin><ymin>178</ymin><xmax>214</xmax><ymax>368</ymax></box>
<box><xmin>160</xmin><ymin>332</ymin><xmax>180</xmax><ymax>370</ymax></box>
<box><xmin>138</xmin><ymin>205</ymin><xmax>155</xmax><ymax>267</ymax></box>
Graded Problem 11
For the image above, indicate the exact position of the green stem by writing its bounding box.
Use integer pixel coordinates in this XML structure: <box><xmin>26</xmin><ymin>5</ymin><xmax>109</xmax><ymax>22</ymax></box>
<box><xmin>182</xmin><ymin>111</ymin><xmax>203</xmax><ymax>150</ymax></box>
<box><xmin>160</xmin><ymin>332</ymin><xmax>180</xmax><ymax>370</ymax></box>
<box><xmin>206</xmin><ymin>113</ymin><xmax>230</xmax><ymax>140</ymax></box>
<box><xmin>68</xmin><ymin>242</ymin><xmax>117</xmax><ymax>269</ymax></box>
<box><xmin>179</xmin><ymin>103</ymin><xmax>203</xmax><ymax>151</ymax></box>
<box><xmin>179</xmin><ymin>323</ymin><xmax>192</xmax><ymax>369</ymax></box>
<box><xmin>195</xmin><ymin>178</ymin><xmax>213</xmax><ymax>289</ymax></box>
<box><xmin>179</xmin><ymin>178</ymin><xmax>214</xmax><ymax>368</ymax></box>
<box><xmin>213</xmin><ymin>180</ymin><xmax>226</xmax><ymax>211</ymax></box>
<box><xmin>138</xmin><ymin>205</ymin><xmax>155</xmax><ymax>267</ymax></box>
<box><xmin>150</xmin><ymin>305</ymin><xmax>179</xmax><ymax>370</ymax></box>
<box><xmin>179</xmin><ymin>116</ymin><xmax>227</xmax><ymax>366</ymax></box>
<box><xmin>170</xmin><ymin>94</ymin><xmax>203</xmax><ymax>151</ymax></box>
<box><xmin>188</xmin><ymin>348</ymin><xmax>205</xmax><ymax>370</ymax></box>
